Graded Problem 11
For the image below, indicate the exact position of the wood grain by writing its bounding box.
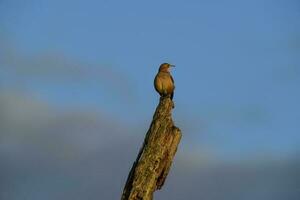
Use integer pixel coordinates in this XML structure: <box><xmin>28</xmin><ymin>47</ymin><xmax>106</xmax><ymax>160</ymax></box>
<box><xmin>121</xmin><ymin>97</ymin><xmax>181</xmax><ymax>200</ymax></box>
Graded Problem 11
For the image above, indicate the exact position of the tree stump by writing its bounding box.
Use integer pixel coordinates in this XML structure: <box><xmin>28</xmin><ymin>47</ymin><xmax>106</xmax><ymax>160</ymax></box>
<box><xmin>121</xmin><ymin>97</ymin><xmax>182</xmax><ymax>200</ymax></box>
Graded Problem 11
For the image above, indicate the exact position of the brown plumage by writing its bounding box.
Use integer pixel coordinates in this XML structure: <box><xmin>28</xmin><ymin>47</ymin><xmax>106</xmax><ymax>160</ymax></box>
<box><xmin>154</xmin><ymin>63</ymin><xmax>175</xmax><ymax>100</ymax></box>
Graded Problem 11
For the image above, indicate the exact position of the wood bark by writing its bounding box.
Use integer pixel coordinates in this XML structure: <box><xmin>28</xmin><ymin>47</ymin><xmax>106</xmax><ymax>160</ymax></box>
<box><xmin>121</xmin><ymin>97</ymin><xmax>182</xmax><ymax>200</ymax></box>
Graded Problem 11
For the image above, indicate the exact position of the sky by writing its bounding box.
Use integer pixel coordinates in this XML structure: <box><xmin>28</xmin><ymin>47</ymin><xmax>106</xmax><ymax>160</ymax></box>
<box><xmin>0</xmin><ymin>0</ymin><xmax>300</xmax><ymax>199</ymax></box>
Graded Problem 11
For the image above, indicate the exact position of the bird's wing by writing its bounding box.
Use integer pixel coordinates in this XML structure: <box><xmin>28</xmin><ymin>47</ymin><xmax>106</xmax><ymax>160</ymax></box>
<box><xmin>154</xmin><ymin>75</ymin><xmax>162</xmax><ymax>94</ymax></box>
<box><xmin>170</xmin><ymin>75</ymin><xmax>175</xmax><ymax>89</ymax></box>
<box><xmin>170</xmin><ymin>75</ymin><xmax>174</xmax><ymax>83</ymax></box>
<box><xmin>169</xmin><ymin>74</ymin><xmax>175</xmax><ymax>100</ymax></box>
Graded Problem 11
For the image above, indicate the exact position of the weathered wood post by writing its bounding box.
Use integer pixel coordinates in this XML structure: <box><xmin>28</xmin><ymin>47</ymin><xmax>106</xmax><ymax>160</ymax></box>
<box><xmin>121</xmin><ymin>97</ymin><xmax>182</xmax><ymax>200</ymax></box>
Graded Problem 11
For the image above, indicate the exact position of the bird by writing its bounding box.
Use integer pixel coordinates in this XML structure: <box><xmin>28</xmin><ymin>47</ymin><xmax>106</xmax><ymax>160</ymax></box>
<box><xmin>154</xmin><ymin>63</ymin><xmax>175</xmax><ymax>100</ymax></box>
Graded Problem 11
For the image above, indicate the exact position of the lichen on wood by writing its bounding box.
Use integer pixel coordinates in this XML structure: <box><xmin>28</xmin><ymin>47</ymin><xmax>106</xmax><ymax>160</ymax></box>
<box><xmin>121</xmin><ymin>97</ymin><xmax>182</xmax><ymax>200</ymax></box>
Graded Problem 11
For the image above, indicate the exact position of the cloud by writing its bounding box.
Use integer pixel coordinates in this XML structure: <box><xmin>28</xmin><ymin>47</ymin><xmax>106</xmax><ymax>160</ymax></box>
<box><xmin>0</xmin><ymin>89</ymin><xmax>142</xmax><ymax>200</ymax></box>
<box><xmin>156</xmin><ymin>156</ymin><xmax>300</xmax><ymax>200</ymax></box>
<box><xmin>0</xmin><ymin>90</ymin><xmax>132</xmax><ymax>151</ymax></box>
<box><xmin>0</xmin><ymin>90</ymin><xmax>299</xmax><ymax>200</ymax></box>
<box><xmin>0</xmin><ymin>34</ymin><xmax>136</xmax><ymax>101</ymax></box>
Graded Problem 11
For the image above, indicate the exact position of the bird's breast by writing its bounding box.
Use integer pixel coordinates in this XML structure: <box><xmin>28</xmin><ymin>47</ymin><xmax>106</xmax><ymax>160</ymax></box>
<box><xmin>154</xmin><ymin>73</ymin><xmax>174</xmax><ymax>94</ymax></box>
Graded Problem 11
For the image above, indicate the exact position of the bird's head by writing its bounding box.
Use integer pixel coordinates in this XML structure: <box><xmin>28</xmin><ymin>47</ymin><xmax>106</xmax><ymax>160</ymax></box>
<box><xmin>159</xmin><ymin>63</ymin><xmax>175</xmax><ymax>72</ymax></box>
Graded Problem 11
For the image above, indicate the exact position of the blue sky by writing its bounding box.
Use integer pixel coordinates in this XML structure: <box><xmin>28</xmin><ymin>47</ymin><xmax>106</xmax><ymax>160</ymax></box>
<box><xmin>1</xmin><ymin>1</ymin><xmax>300</xmax><ymax>199</ymax></box>
<box><xmin>1</xmin><ymin>0</ymin><xmax>300</xmax><ymax>161</ymax></box>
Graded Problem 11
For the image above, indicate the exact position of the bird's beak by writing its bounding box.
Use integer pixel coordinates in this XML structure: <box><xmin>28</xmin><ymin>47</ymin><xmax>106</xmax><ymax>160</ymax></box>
<box><xmin>169</xmin><ymin>64</ymin><xmax>175</xmax><ymax>67</ymax></box>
